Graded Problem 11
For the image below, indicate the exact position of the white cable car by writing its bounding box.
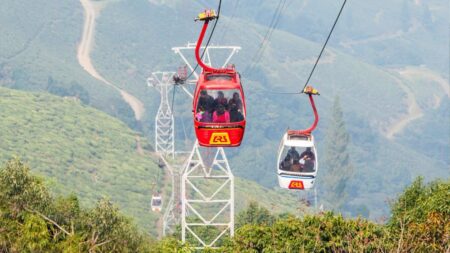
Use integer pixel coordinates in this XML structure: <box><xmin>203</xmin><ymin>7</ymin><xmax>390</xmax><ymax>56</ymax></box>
<box><xmin>277</xmin><ymin>132</ymin><xmax>318</xmax><ymax>190</ymax></box>
<box><xmin>151</xmin><ymin>194</ymin><xmax>163</xmax><ymax>212</ymax></box>
<box><xmin>276</xmin><ymin>86</ymin><xmax>320</xmax><ymax>190</ymax></box>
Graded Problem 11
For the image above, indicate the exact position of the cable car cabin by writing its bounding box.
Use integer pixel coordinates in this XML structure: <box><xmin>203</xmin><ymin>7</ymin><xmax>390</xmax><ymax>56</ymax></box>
<box><xmin>151</xmin><ymin>194</ymin><xmax>162</xmax><ymax>212</ymax></box>
<box><xmin>277</xmin><ymin>132</ymin><xmax>318</xmax><ymax>190</ymax></box>
<box><xmin>193</xmin><ymin>70</ymin><xmax>246</xmax><ymax>147</ymax></box>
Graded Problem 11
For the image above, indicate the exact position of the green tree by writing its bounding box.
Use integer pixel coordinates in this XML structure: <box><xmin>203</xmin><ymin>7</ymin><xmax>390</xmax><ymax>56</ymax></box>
<box><xmin>320</xmin><ymin>96</ymin><xmax>354</xmax><ymax>210</ymax></box>
<box><xmin>0</xmin><ymin>158</ymin><xmax>51</xmax><ymax>216</ymax></box>
<box><xmin>83</xmin><ymin>198</ymin><xmax>150</xmax><ymax>252</ymax></box>
<box><xmin>0</xmin><ymin>158</ymin><xmax>155</xmax><ymax>252</ymax></box>
<box><xmin>388</xmin><ymin>177</ymin><xmax>449</xmax><ymax>252</ymax></box>
<box><xmin>225</xmin><ymin>213</ymin><xmax>389</xmax><ymax>252</ymax></box>
<box><xmin>17</xmin><ymin>214</ymin><xmax>51</xmax><ymax>252</ymax></box>
<box><xmin>236</xmin><ymin>201</ymin><xmax>275</xmax><ymax>228</ymax></box>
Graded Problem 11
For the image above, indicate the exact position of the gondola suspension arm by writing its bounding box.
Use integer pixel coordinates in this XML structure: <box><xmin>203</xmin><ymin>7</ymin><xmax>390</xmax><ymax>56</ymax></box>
<box><xmin>195</xmin><ymin>10</ymin><xmax>233</xmax><ymax>74</ymax></box>
<box><xmin>288</xmin><ymin>86</ymin><xmax>320</xmax><ymax>135</ymax></box>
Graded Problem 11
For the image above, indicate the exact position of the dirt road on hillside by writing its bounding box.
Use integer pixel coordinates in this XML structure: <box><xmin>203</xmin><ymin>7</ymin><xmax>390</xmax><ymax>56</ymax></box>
<box><xmin>77</xmin><ymin>0</ymin><xmax>145</xmax><ymax>121</ymax></box>
<box><xmin>385</xmin><ymin>75</ymin><xmax>423</xmax><ymax>139</ymax></box>
<box><xmin>397</xmin><ymin>66</ymin><xmax>450</xmax><ymax>103</ymax></box>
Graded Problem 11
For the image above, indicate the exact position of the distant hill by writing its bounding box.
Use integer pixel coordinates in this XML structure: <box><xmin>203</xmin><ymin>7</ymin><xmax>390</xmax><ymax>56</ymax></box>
<box><xmin>0</xmin><ymin>86</ymin><xmax>301</xmax><ymax>234</ymax></box>
<box><xmin>0</xmin><ymin>0</ymin><xmax>448</xmax><ymax>220</ymax></box>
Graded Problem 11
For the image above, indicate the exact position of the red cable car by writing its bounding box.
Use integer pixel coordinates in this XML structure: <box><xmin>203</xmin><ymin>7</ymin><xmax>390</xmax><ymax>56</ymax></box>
<box><xmin>192</xmin><ymin>10</ymin><xmax>246</xmax><ymax>147</ymax></box>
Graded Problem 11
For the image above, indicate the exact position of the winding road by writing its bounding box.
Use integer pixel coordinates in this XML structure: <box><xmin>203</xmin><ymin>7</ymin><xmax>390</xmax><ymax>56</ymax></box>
<box><xmin>77</xmin><ymin>0</ymin><xmax>145</xmax><ymax>121</ymax></box>
<box><xmin>385</xmin><ymin>66</ymin><xmax>449</xmax><ymax>139</ymax></box>
<box><xmin>385</xmin><ymin>75</ymin><xmax>423</xmax><ymax>139</ymax></box>
<box><xmin>397</xmin><ymin>67</ymin><xmax>450</xmax><ymax>104</ymax></box>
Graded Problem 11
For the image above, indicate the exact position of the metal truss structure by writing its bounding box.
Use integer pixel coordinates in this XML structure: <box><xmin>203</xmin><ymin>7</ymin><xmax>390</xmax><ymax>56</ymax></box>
<box><xmin>147</xmin><ymin>72</ymin><xmax>175</xmax><ymax>158</ymax></box>
<box><xmin>172</xmin><ymin>43</ymin><xmax>241</xmax><ymax>85</ymax></box>
<box><xmin>171</xmin><ymin>43</ymin><xmax>240</xmax><ymax>249</ymax></box>
<box><xmin>181</xmin><ymin>141</ymin><xmax>234</xmax><ymax>249</ymax></box>
<box><xmin>158</xmin><ymin>155</ymin><xmax>181</xmax><ymax>236</ymax></box>
<box><xmin>147</xmin><ymin>43</ymin><xmax>239</xmax><ymax>247</ymax></box>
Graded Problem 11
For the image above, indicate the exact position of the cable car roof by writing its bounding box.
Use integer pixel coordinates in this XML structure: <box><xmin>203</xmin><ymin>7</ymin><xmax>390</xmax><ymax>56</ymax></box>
<box><xmin>198</xmin><ymin>72</ymin><xmax>241</xmax><ymax>90</ymax></box>
<box><xmin>282</xmin><ymin>133</ymin><xmax>315</xmax><ymax>147</ymax></box>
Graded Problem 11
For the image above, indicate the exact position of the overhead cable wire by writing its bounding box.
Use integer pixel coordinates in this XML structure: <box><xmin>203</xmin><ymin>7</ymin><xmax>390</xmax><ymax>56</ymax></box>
<box><xmin>258</xmin><ymin>0</ymin><xmax>347</xmax><ymax>95</ymax></box>
<box><xmin>299</xmin><ymin>0</ymin><xmax>347</xmax><ymax>93</ymax></box>
<box><xmin>170</xmin><ymin>83</ymin><xmax>177</xmax><ymax>116</ymax></box>
<box><xmin>172</xmin><ymin>0</ymin><xmax>223</xmax><ymax>113</ymax></box>
<box><xmin>184</xmin><ymin>0</ymin><xmax>223</xmax><ymax>82</ymax></box>
<box><xmin>218</xmin><ymin>0</ymin><xmax>240</xmax><ymax>42</ymax></box>
<box><xmin>250</xmin><ymin>0</ymin><xmax>287</xmax><ymax>68</ymax></box>
<box><xmin>243</xmin><ymin>0</ymin><xmax>287</xmax><ymax>75</ymax></box>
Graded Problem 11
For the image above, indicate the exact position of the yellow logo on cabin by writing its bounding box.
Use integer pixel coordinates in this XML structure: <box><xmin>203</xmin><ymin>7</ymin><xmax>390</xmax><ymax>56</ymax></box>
<box><xmin>209</xmin><ymin>132</ymin><xmax>231</xmax><ymax>145</ymax></box>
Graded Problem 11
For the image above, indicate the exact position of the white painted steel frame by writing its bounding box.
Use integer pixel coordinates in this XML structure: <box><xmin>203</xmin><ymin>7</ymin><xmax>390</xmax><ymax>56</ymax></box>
<box><xmin>172</xmin><ymin>43</ymin><xmax>241</xmax><ymax>86</ymax></box>
<box><xmin>158</xmin><ymin>155</ymin><xmax>181</xmax><ymax>236</ymax></box>
<box><xmin>181</xmin><ymin>141</ymin><xmax>234</xmax><ymax>249</ymax></box>
<box><xmin>147</xmin><ymin>72</ymin><xmax>176</xmax><ymax>158</ymax></box>
<box><xmin>164</xmin><ymin>43</ymin><xmax>239</xmax><ymax>248</ymax></box>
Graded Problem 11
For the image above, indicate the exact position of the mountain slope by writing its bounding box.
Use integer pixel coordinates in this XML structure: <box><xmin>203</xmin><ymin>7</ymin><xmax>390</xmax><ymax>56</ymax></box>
<box><xmin>0</xmin><ymin>86</ymin><xmax>301</xmax><ymax>234</ymax></box>
<box><xmin>89</xmin><ymin>0</ymin><xmax>448</xmax><ymax>219</ymax></box>
<box><xmin>0</xmin><ymin>0</ymin><xmax>448</xmax><ymax>220</ymax></box>
<box><xmin>0</xmin><ymin>0</ymin><xmax>137</xmax><ymax>127</ymax></box>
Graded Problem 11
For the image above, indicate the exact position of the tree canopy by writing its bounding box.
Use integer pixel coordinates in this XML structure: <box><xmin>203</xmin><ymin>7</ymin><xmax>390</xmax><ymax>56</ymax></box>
<box><xmin>1</xmin><ymin>158</ymin><xmax>447</xmax><ymax>252</ymax></box>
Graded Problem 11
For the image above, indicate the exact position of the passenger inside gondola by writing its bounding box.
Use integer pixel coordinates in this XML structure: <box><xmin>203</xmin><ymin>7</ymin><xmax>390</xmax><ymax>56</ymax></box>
<box><xmin>303</xmin><ymin>158</ymin><xmax>315</xmax><ymax>172</ymax></box>
<box><xmin>198</xmin><ymin>90</ymin><xmax>214</xmax><ymax>113</ymax></box>
<box><xmin>280</xmin><ymin>154</ymin><xmax>292</xmax><ymax>171</ymax></box>
<box><xmin>214</xmin><ymin>91</ymin><xmax>228</xmax><ymax>110</ymax></box>
<box><xmin>300</xmin><ymin>147</ymin><xmax>315</xmax><ymax>161</ymax></box>
<box><xmin>213</xmin><ymin>104</ymin><xmax>230</xmax><ymax>123</ymax></box>
<box><xmin>300</xmin><ymin>147</ymin><xmax>315</xmax><ymax>172</ymax></box>
<box><xmin>291</xmin><ymin>159</ymin><xmax>302</xmax><ymax>172</ymax></box>
<box><xmin>196</xmin><ymin>89</ymin><xmax>245</xmax><ymax>124</ymax></box>
<box><xmin>228</xmin><ymin>92</ymin><xmax>243</xmax><ymax>111</ymax></box>
<box><xmin>196</xmin><ymin>106</ymin><xmax>212</xmax><ymax>122</ymax></box>
<box><xmin>229</xmin><ymin>103</ymin><xmax>244</xmax><ymax>122</ymax></box>
<box><xmin>288</xmin><ymin>147</ymin><xmax>300</xmax><ymax>161</ymax></box>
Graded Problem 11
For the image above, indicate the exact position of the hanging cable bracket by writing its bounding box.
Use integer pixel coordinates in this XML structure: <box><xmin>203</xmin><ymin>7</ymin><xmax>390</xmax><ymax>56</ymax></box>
<box><xmin>195</xmin><ymin>9</ymin><xmax>218</xmax><ymax>22</ymax></box>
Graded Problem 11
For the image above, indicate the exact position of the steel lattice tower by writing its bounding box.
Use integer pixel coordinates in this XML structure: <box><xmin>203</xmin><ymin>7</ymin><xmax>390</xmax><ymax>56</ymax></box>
<box><xmin>172</xmin><ymin>43</ymin><xmax>240</xmax><ymax>249</ymax></box>
<box><xmin>149</xmin><ymin>43</ymin><xmax>240</xmax><ymax>247</ymax></box>
<box><xmin>147</xmin><ymin>72</ymin><xmax>176</xmax><ymax>158</ymax></box>
<box><xmin>181</xmin><ymin>141</ymin><xmax>234</xmax><ymax>249</ymax></box>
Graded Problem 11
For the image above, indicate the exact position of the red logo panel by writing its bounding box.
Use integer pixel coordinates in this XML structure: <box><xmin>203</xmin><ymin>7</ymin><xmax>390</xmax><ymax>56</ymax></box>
<box><xmin>288</xmin><ymin>180</ymin><xmax>304</xmax><ymax>189</ymax></box>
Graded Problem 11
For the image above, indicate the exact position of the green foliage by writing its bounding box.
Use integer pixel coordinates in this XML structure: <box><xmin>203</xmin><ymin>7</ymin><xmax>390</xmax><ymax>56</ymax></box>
<box><xmin>0</xmin><ymin>158</ymin><xmax>153</xmax><ymax>253</ymax></box>
<box><xmin>0</xmin><ymin>86</ymin><xmax>161</xmax><ymax>232</ymax></box>
<box><xmin>226</xmin><ymin>212</ymin><xmax>390</xmax><ymax>252</ymax></box>
<box><xmin>148</xmin><ymin>237</ymin><xmax>192</xmax><ymax>253</ymax></box>
<box><xmin>388</xmin><ymin>177</ymin><xmax>450</xmax><ymax>252</ymax></box>
<box><xmin>0</xmin><ymin>86</ymin><xmax>302</xmax><ymax>234</ymax></box>
<box><xmin>0</xmin><ymin>158</ymin><xmax>50</xmax><ymax>215</ymax></box>
<box><xmin>18</xmin><ymin>214</ymin><xmax>51</xmax><ymax>253</ymax></box>
<box><xmin>84</xmin><ymin>199</ymin><xmax>149</xmax><ymax>253</ymax></box>
<box><xmin>46</xmin><ymin>77</ymin><xmax>90</xmax><ymax>104</ymax></box>
<box><xmin>219</xmin><ymin>180</ymin><xmax>450</xmax><ymax>252</ymax></box>
<box><xmin>1</xmin><ymin>161</ymin><xmax>447</xmax><ymax>252</ymax></box>
<box><xmin>236</xmin><ymin>201</ymin><xmax>275</xmax><ymax>228</ymax></box>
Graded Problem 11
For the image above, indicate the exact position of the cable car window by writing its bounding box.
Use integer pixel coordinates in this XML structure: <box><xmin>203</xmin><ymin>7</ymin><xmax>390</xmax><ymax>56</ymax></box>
<box><xmin>279</xmin><ymin>146</ymin><xmax>316</xmax><ymax>172</ymax></box>
<box><xmin>196</xmin><ymin>89</ymin><xmax>245</xmax><ymax>123</ymax></box>
<box><xmin>206</xmin><ymin>74</ymin><xmax>233</xmax><ymax>81</ymax></box>
<box><xmin>152</xmin><ymin>198</ymin><xmax>162</xmax><ymax>206</ymax></box>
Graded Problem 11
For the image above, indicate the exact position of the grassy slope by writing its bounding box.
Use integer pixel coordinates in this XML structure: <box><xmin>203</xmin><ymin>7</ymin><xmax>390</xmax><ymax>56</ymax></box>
<box><xmin>0</xmin><ymin>86</ymin><xmax>300</xmax><ymax>233</ymax></box>
<box><xmin>0</xmin><ymin>86</ymin><xmax>160</xmax><ymax>231</ymax></box>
